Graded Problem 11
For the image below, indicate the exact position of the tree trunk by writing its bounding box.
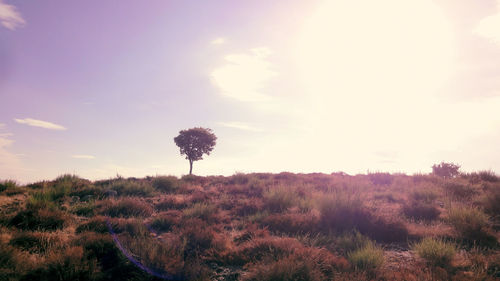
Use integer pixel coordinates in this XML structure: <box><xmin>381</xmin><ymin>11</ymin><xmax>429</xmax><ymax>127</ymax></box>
<box><xmin>189</xmin><ymin>159</ymin><xmax>193</xmax><ymax>175</ymax></box>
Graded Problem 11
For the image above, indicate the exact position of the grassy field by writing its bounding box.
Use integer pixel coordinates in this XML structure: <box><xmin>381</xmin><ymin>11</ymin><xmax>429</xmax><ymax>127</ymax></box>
<box><xmin>0</xmin><ymin>171</ymin><xmax>499</xmax><ymax>280</ymax></box>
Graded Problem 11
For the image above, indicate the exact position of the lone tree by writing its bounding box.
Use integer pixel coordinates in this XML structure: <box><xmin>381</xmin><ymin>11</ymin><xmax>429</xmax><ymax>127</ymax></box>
<box><xmin>174</xmin><ymin>127</ymin><xmax>217</xmax><ymax>175</ymax></box>
<box><xmin>432</xmin><ymin>162</ymin><xmax>460</xmax><ymax>179</ymax></box>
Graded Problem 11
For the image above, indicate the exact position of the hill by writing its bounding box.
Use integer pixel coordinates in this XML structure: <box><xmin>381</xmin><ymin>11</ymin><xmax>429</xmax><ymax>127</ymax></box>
<box><xmin>1</xmin><ymin>171</ymin><xmax>499</xmax><ymax>280</ymax></box>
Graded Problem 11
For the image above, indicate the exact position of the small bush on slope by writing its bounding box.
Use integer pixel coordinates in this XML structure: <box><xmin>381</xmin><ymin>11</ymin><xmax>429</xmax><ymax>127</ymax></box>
<box><xmin>318</xmin><ymin>191</ymin><xmax>408</xmax><ymax>242</ymax></box>
<box><xmin>150</xmin><ymin>210</ymin><xmax>182</xmax><ymax>232</ymax></box>
<box><xmin>447</xmin><ymin>206</ymin><xmax>497</xmax><ymax>246</ymax></box>
<box><xmin>413</xmin><ymin>237</ymin><xmax>456</xmax><ymax>267</ymax></box>
<box><xmin>152</xmin><ymin>176</ymin><xmax>180</xmax><ymax>193</ymax></box>
<box><xmin>348</xmin><ymin>243</ymin><xmax>384</xmax><ymax>271</ymax></box>
<box><xmin>403</xmin><ymin>201</ymin><xmax>441</xmax><ymax>221</ymax></box>
<box><xmin>9</xmin><ymin>232</ymin><xmax>59</xmax><ymax>254</ymax></box>
<box><xmin>9</xmin><ymin>208</ymin><xmax>68</xmax><ymax>231</ymax></box>
<box><xmin>263</xmin><ymin>186</ymin><xmax>299</xmax><ymax>212</ymax></box>
<box><xmin>100</xmin><ymin>198</ymin><xmax>153</xmax><ymax>218</ymax></box>
<box><xmin>260</xmin><ymin>212</ymin><xmax>319</xmax><ymax>235</ymax></box>
<box><xmin>107</xmin><ymin>179</ymin><xmax>154</xmax><ymax>196</ymax></box>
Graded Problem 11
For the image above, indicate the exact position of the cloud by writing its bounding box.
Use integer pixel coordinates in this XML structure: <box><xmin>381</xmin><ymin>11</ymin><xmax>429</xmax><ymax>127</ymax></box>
<box><xmin>217</xmin><ymin>121</ymin><xmax>263</xmax><ymax>132</ymax></box>
<box><xmin>15</xmin><ymin>118</ymin><xmax>67</xmax><ymax>130</ymax></box>
<box><xmin>475</xmin><ymin>1</ymin><xmax>500</xmax><ymax>44</ymax></box>
<box><xmin>72</xmin><ymin>154</ymin><xmax>96</xmax><ymax>159</ymax></box>
<box><xmin>0</xmin><ymin>0</ymin><xmax>25</xmax><ymax>30</ymax></box>
<box><xmin>0</xmin><ymin>123</ymin><xmax>4</xmax><ymax>128</ymax></box>
<box><xmin>211</xmin><ymin>47</ymin><xmax>277</xmax><ymax>102</ymax></box>
<box><xmin>211</xmin><ymin>37</ymin><xmax>226</xmax><ymax>45</ymax></box>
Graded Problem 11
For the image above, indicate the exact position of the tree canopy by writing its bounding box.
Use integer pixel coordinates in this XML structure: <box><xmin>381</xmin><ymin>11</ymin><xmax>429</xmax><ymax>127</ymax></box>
<box><xmin>174</xmin><ymin>127</ymin><xmax>217</xmax><ymax>175</ymax></box>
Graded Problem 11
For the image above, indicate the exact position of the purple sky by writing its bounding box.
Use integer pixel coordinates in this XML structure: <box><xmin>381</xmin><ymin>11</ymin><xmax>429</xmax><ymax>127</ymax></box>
<box><xmin>1</xmin><ymin>0</ymin><xmax>500</xmax><ymax>182</ymax></box>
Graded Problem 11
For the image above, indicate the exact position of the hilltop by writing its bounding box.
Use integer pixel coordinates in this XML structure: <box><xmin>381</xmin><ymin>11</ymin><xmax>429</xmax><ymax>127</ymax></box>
<box><xmin>1</xmin><ymin>171</ymin><xmax>499</xmax><ymax>280</ymax></box>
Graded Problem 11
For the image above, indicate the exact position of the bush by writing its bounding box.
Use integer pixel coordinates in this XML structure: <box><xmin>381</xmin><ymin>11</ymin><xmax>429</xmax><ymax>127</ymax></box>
<box><xmin>183</xmin><ymin>202</ymin><xmax>218</xmax><ymax>222</ymax></box>
<box><xmin>107</xmin><ymin>180</ymin><xmax>154</xmax><ymax>196</ymax></box>
<box><xmin>0</xmin><ymin>180</ymin><xmax>17</xmax><ymax>192</ymax></box>
<box><xmin>335</xmin><ymin>231</ymin><xmax>372</xmax><ymax>255</ymax></box>
<box><xmin>447</xmin><ymin>206</ymin><xmax>495</xmax><ymax>245</ymax></box>
<box><xmin>75</xmin><ymin>217</ymin><xmax>109</xmax><ymax>234</ymax></box>
<box><xmin>260</xmin><ymin>212</ymin><xmax>319</xmax><ymax>235</ymax></box>
<box><xmin>155</xmin><ymin>196</ymin><xmax>188</xmax><ymax>210</ymax></box>
<box><xmin>101</xmin><ymin>198</ymin><xmax>153</xmax><ymax>218</ymax></box>
<box><xmin>263</xmin><ymin>186</ymin><xmax>299</xmax><ymax>213</ymax></box>
<box><xmin>19</xmin><ymin>246</ymin><xmax>97</xmax><ymax>281</ymax></box>
<box><xmin>318</xmin><ymin>191</ymin><xmax>408</xmax><ymax>242</ymax></box>
<box><xmin>9</xmin><ymin>209</ymin><xmax>67</xmax><ymax>231</ymax></box>
<box><xmin>150</xmin><ymin>211</ymin><xmax>181</xmax><ymax>232</ymax></box>
<box><xmin>71</xmin><ymin>202</ymin><xmax>96</xmax><ymax>217</ymax></box>
<box><xmin>432</xmin><ymin>162</ymin><xmax>460</xmax><ymax>179</ymax></box>
<box><xmin>9</xmin><ymin>232</ymin><xmax>58</xmax><ymax>254</ymax></box>
<box><xmin>180</xmin><ymin>218</ymin><xmax>225</xmax><ymax>258</ymax></box>
<box><xmin>368</xmin><ymin>172</ymin><xmax>393</xmax><ymax>186</ymax></box>
<box><xmin>233</xmin><ymin>199</ymin><xmax>263</xmax><ymax>216</ymax></box>
<box><xmin>444</xmin><ymin>181</ymin><xmax>477</xmax><ymax>199</ymax></box>
<box><xmin>412</xmin><ymin>237</ymin><xmax>456</xmax><ymax>267</ymax></box>
<box><xmin>318</xmin><ymin>191</ymin><xmax>364</xmax><ymax>232</ymax></box>
<box><xmin>152</xmin><ymin>176</ymin><xmax>180</xmax><ymax>193</ymax></box>
<box><xmin>410</xmin><ymin>188</ymin><xmax>439</xmax><ymax>204</ymax></box>
<box><xmin>242</xmin><ymin>248</ymin><xmax>348</xmax><ymax>281</ymax></box>
<box><xmin>347</xmin><ymin>243</ymin><xmax>384</xmax><ymax>271</ymax></box>
<box><xmin>403</xmin><ymin>201</ymin><xmax>440</xmax><ymax>221</ymax></box>
<box><xmin>482</xmin><ymin>187</ymin><xmax>500</xmax><ymax>217</ymax></box>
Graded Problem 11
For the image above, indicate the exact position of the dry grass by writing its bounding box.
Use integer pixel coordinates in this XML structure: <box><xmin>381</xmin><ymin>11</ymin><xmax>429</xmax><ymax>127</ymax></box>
<box><xmin>1</xmin><ymin>171</ymin><xmax>499</xmax><ymax>280</ymax></box>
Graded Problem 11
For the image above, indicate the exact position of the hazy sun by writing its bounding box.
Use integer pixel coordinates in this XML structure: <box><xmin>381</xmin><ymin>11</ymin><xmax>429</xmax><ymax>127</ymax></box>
<box><xmin>295</xmin><ymin>0</ymin><xmax>455</xmax><ymax>115</ymax></box>
<box><xmin>292</xmin><ymin>0</ymin><xmax>457</xmax><ymax>171</ymax></box>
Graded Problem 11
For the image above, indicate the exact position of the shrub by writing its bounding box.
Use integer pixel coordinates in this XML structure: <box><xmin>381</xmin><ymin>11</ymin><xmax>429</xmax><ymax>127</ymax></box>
<box><xmin>101</xmin><ymin>198</ymin><xmax>153</xmax><ymax>218</ymax></box>
<box><xmin>335</xmin><ymin>231</ymin><xmax>372</xmax><ymax>255</ymax></box>
<box><xmin>229</xmin><ymin>172</ymin><xmax>250</xmax><ymax>185</ymax></box>
<box><xmin>444</xmin><ymin>181</ymin><xmax>477</xmax><ymax>199</ymax></box>
<box><xmin>107</xmin><ymin>180</ymin><xmax>154</xmax><ymax>196</ymax></box>
<box><xmin>410</xmin><ymin>188</ymin><xmax>439</xmax><ymax>203</ymax></box>
<box><xmin>482</xmin><ymin>186</ymin><xmax>500</xmax><ymax>217</ymax></box>
<box><xmin>155</xmin><ymin>196</ymin><xmax>188</xmax><ymax>210</ymax></box>
<box><xmin>150</xmin><ymin>211</ymin><xmax>182</xmax><ymax>232</ymax></box>
<box><xmin>260</xmin><ymin>212</ymin><xmax>319</xmax><ymax>235</ymax></box>
<box><xmin>347</xmin><ymin>243</ymin><xmax>384</xmax><ymax>271</ymax></box>
<box><xmin>413</xmin><ymin>237</ymin><xmax>456</xmax><ymax>267</ymax></box>
<box><xmin>183</xmin><ymin>202</ymin><xmax>218</xmax><ymax>222</ymax></box>
<box><xmin>368</xmin><ymin>172</ymin><xmax>393</xmax><ymax>186</ymax></box>
<box><xmin>71</xmin><ymin>202</ymin><xmax>96</xmax><ymax>217</ymax></box>
<box><xmin>75</xmin><ymin>217</ymin><xmax>109</xmax><ymax>234</ymax></box>
<box><xmin>152</xmin><ymin>176</ymin><xmax>180</xmax><ymax>193</ymax></box>
<box><xmin>447</xmin><ymin>206</ymin><xmax>496</xmax><ymax>245</ymax></box>
<box><xmin>9</xmin><ymin>209</ymin><xmax>67</xmax><ymax>231</ymax></box>
<box><xmin>9</xmin><ymin>232</ymin><xmax>58</xmax><ymax>254</ymax></box>
<box><xmin>116</xmin><ymin>233</ymin><xmax>185</xmax><ymax>278</ymax></box>
<box><xmin>432</xmin><ymin>162</ymin><xmax>460</xmax><ymax>179</ymax></box>
<box><xmin>180</xmin><ymin>218</ymin><xmax>226</xmax><ymax>258</ymax></box>
<box><xmin>241</xmin><ymin>254</ymin><xmax>326</xmax><ymax>281</ymax></box>
<box><xmin>19</xmin><ymin>246</ymin><xmax>97</xmax><ymax>281</ymax></box>
<box><xmin>241</xmin><ymin>247</ymin><xmax>348</xmax><ymax>281</ymax></box>
<box><xmin>318</xmin><ymin>191</ymin><xmax>407</xmax><ymax>242</ymax></box>
<box><xmin>0</xmin><ymin>180</ymin><xmax>18</xmax><ymax>194</ymax></box>
<box><xmin>69</xmin><ymin>184</ymin><xmax>102</xmax><ymax>198</ymax></box>
<box><xmin>318</xmin><ymin>191</ymin><xmax>364</xmax><ymax>232</ymax></box>
<box><xmin>263</xmin><ymin>186</ymin><xmax>298</xmax><ymax>212</ymax></box>
<box><xmin>467</xmin><ymin>171</ymin><xmax>499</xmax><ymax>183</ymax></box>
<box><xmin>403</xmin><ymin>201</ymin><xmax>440</xmax><ymax>221</ymax></box>
<box><xmin>233</xmin><ymin>199</ymin><xmax>263</xmax><ymax>216</ymax></box>
<box><xmin>0</xmin><ymin>243</ymin><xmax>23</xmax><ymax>280</ymax></box>
<box><xmin>230</xmin><ymin>236</ymin><xmax>303</xmax><ymax>265</ymax></box>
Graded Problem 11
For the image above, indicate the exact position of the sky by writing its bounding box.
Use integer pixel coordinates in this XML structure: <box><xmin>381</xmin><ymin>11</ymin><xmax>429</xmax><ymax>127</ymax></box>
<box><xmin>1</xmin><ymin>0</ymin><xmax>500</xmax><ymax>182</ymax></box>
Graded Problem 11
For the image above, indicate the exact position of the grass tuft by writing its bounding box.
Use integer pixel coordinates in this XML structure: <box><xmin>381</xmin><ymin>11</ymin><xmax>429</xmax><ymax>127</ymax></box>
<box><xmin>412</xmin><ymin>237</ymin><xmax>456</xmax><ymax>267</ymax></box>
